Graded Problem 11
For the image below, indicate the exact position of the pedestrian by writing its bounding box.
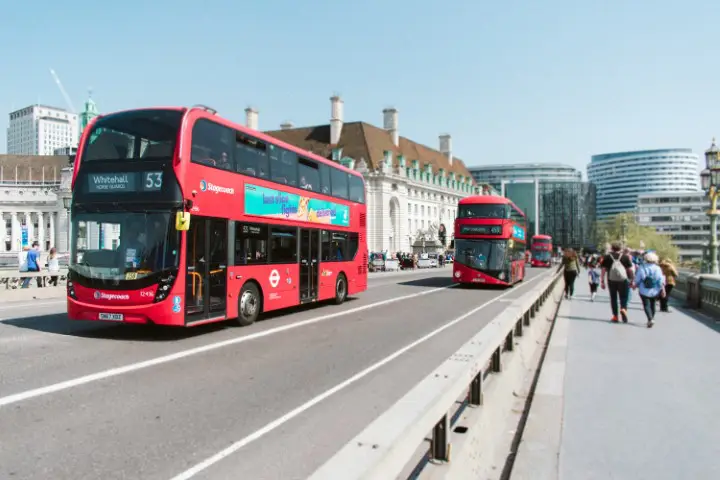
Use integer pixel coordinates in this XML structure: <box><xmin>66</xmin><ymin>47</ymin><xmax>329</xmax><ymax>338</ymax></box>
<box><xmin>659</xmin><ymin>258</ymin><xmax>678</xmax><ymax>312</ymax></box>
<box><xmin>632</xmin><ymin>252</ymin><xmax>666</xmax><ymax>328</ymax></box>
<box><xmin>562</xmin><ymin>248</ymin><xmax>581</xmax><ymax>299</ymax></box>
<box><xmin>600</xmin><ymin>242</ymin><xmax>634</xmax><ymax>323</ymax></box>
<box><xmin>588</xmin><ymin>261</ymin><xmax>600</xmax><ymax>301</ymax></box>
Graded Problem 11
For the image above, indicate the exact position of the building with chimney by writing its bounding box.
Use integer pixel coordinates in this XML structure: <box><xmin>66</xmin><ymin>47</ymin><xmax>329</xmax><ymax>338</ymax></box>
<box><xmin>261</xmin><ymin>96</ymin><xmax>483</xmax><ymax>254</ymax></box>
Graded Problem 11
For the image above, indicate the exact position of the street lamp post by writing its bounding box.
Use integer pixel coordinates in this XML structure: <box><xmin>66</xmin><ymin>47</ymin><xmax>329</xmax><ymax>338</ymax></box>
<box><xmin>701</xmin><ymin>138</ymin><xmax>720</xmax><ymax>275</ymax></box>
<box><xmin>620</xmin><ymin>216</ymin><xmax>628</xmax><ymax>247</ymax></box>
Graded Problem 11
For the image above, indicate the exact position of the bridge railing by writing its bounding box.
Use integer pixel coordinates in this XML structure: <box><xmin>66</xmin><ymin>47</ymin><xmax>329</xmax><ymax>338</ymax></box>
<box><xmin>0</xmin><ymin>270</ymin><xmax>69</xmax><ymax>289</ymax></box>
<box><xmin>310</xmin><ymin>268</ymin><xmax>563</xmax><ymax>480</ymax></box>
<box><xmin>674</xmin><ymin>271</ymin><xmax>720</xmax><ymax>318</ymax></box>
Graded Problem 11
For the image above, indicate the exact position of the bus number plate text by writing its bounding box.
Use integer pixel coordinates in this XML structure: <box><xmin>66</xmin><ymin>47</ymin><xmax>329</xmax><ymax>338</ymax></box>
<box><xmin>98</xmin><ymin>313</ymin><xmax>124</xmax><ymax>321</ymax></box>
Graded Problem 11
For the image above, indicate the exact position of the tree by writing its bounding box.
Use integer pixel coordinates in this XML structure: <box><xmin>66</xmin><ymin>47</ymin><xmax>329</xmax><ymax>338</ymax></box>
<box><xmin>594</xmin><ymin>213</ymin><xmax>679</xmax><ymax>262</ymax></box>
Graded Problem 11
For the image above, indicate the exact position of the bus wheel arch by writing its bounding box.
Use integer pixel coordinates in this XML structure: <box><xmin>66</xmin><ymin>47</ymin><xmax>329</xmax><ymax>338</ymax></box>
<box><xmin>334</xmin><ymin>272</ymin><xmax>348</xmax><ymax>305</ymax></box>
<box><xmin>237</xmin><ymin>280</ymin><xmax>263</xmax><ymax>326</ymax></box>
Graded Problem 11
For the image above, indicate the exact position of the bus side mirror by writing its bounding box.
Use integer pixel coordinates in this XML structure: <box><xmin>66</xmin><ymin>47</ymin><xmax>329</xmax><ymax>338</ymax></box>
<box><xmin>176</xmin><ymin>211</ymin><xmax>191</xmax><ymax>231</ymax></box>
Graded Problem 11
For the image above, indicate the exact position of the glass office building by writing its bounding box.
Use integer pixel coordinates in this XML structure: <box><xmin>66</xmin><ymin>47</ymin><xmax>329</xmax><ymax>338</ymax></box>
<box><xmin>588</xmin><ymin>149</ymin><xmax>700</xmax><ymax>219</ymax></box>
<box><xmin>467</xmin><ymin>163</ymin><xmax>595</xmax><ymax>249</ymax></box>
<box><xmin>539</xmin><ymin>181</ymin><xmax>597</xmax><ymax>250</ymax></box>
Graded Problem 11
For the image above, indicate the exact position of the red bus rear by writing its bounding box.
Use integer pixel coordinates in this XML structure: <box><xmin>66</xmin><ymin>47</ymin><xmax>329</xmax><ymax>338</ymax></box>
<box><xmin>530</xmin><ymin>234</ymin><xmax>553</xmax><ymax>267</ymax></box>
<box><xmin>66</xmin><ymin>106</ymin><xmax>368</xmax><ymax>327</ymax></box>
<box><xmin>452</xmin><ymin>195</ymin><xmax>527</xmax><ymax>287</ymax></box>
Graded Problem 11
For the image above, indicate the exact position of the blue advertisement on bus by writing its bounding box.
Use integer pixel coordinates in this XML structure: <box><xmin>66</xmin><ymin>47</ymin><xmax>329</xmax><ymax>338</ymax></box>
<box><xmin>244</xmin><ymin>183</ymin><xmax>350</xmax><ymax>227</ymax></box>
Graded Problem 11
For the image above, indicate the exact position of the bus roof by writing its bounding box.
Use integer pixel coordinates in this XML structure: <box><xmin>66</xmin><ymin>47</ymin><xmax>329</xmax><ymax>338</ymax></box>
<box><xmin>458</xmin><ymin>194</ymin><xmax>510</xmax><ymax>205</ymax></box>
<box><xmin>532</xmin><ymin>234</ymin><xmax>552</xmax><ymax>239</ymax></box>
<box><xmin>458</xmin><ymin>194</ymin><xmax>525</xmax><ymax>217</ymax></box>
<box><xmin>90</xmin><ymin>106</ymin><xmax>363</xmax><ymax>179</ymax></box>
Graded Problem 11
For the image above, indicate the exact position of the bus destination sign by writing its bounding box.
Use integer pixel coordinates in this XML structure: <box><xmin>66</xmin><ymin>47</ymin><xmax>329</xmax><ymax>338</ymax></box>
<box><xmin>87</xmin><ymin>172</ymin><xmax>164</xmax><ymax>193</ymax></box>
<box><xmin>460</xmin><ymin>224</ymin><xmax>502</xmax><ymax>235</ymax></box>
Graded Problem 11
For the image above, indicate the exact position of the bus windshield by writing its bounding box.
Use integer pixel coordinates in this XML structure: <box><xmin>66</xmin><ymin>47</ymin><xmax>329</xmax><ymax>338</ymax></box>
<box><xmin>454</xmin><ymin>239</ymin><xmax>507</xmax><ymax>271</ymax></box>
<box><xmin>81</xmin><ymin>109</ymin><xmax>182</xmax><ymax>162</ymax></box>
<box><xmin>70</xmin><ymin>211</ymin><xmax>180</xmax><ymax>281</ymax></box>
<box><xmin>533</xmin><ymin>250</ymin><xmax>551</xmax><ymax>261</ymax></box>
<box><xmin>458</xmin><ymin>204</ymin><xmax>509</xmax><ymax>219</ymax></box>
<box><xmin>533</xmin><ymin>238</ymin><xmax>551</xmax><ymax>245</ymax></box>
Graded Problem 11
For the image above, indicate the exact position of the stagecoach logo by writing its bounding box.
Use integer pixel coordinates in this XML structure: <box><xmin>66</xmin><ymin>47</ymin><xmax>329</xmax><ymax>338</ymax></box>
<box><xmin>200</xmin><ymin>179</ymin><xmax>235</xmax><ymax>195</ymax></box>
<box><xmin>94</xmin><ymin>291</ymin><xmax>130</xmax><ymax>301</ymax></box>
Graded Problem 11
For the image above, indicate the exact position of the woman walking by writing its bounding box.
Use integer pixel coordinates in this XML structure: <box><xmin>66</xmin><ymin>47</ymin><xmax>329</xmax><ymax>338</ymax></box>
<box><xmin>562</xmin><ymin>249</ymin><xmax>581</xmax><ymax>299</ymax></box>
<box><xmin>632</xmin><ymin>252</ymin><xmax>666</xmax><ymax>328</ymax></box>
<box><xmin>659</xmin><ymin>258</ymin><xmax>678</xmax><ymax>312</ymax></box>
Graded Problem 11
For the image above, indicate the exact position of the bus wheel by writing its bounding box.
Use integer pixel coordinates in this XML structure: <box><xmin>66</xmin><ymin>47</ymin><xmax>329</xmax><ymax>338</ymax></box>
<box><xmin>237</xmin><ymin>283</ymin><xmax>261</xmax><ymax>326</ymax></box>
<box><xmin>334</xmin><ymin>274</ymin><xmax>348</xmax><ymax>305</ymax></box>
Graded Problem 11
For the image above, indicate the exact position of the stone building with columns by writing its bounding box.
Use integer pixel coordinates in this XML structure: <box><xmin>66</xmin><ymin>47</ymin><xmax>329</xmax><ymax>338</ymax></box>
<box><xmin>0</xmin><ymin>154</ymin><xmax>73</xmax><ymax>266</ymax></box>
<box><xmin>263</xmin><ymin>96</ymin><xmax>485</xmax><ymax>254</ymax></box>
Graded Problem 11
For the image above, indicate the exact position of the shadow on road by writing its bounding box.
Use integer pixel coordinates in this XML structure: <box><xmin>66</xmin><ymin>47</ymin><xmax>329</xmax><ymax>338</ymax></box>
<box><xmin>397</xmin><ymin>276</ymin><xmax>456</xmax><ymax>288</ymax></box>
<box><xmin>668</xmin><ymin>300</ymin><xmax>720</xmax><ymax>335</ymax></box>
<box><xmin>0</xmin><ymin>297</ymin><xmax>360</xmax><ymax>341</ymax></box>
<box><xmin>564</xmin><ymin>314</ymin><xmax>646</xmax><ymax>328</ymax></box>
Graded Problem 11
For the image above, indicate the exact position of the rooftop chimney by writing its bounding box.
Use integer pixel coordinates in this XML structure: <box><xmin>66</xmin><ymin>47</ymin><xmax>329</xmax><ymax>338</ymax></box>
<box><xmin>439</xmin><ymin>134</ymin><xmax>453</xmax><ymax>165</ymax></box>
<box><xmin>383</xmin><ymin>107</ymin><xmax>399</xmax><ymax>147</ymax></box>
<box><xmin>330</xmin><ymin>95</ymin><xmax>344</xmax><ymax>144</ymax></box>
<box><xmin>280</xmin><ymin>121</ymin><xmax>294</xmax><ymax>130</ymax></box>
<box><xmin>245</xmin><ymin>107</ymin><xmax>259</xmax><ymax>130</ymax></box>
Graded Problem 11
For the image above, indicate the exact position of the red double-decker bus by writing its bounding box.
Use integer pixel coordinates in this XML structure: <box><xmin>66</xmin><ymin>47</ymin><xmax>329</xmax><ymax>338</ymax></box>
<box><xmin>66</xmin><ymin>106</ymin><xmax>368</xmax><ymax>327</ymax></box>
<box><xmin>530</xmin><ymin>234</ymin><xmax>553</xmax><ymax>267</ymax></box>
<box><xmin>452</xmin><ymin>195</ymin><xmax>527</xmax><ymax>286</ymax></box>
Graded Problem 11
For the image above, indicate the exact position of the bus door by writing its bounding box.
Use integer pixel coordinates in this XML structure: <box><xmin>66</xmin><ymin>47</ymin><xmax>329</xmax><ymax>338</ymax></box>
<box><xmin>185</xmin><ymin>216</ymin><xmax>228</xmax><ymax>323</ymax></box>
<box><xmin>299</xmin><ymin>229</ymin><xmax>320</xmax><ymax>303</ymax></box>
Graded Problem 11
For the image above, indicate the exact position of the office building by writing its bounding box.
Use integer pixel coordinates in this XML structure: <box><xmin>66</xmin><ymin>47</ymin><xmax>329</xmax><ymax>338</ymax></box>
<box><xmin>7</xmin><ymin>105</ymin><xmax>79</xmax><ymax>156</ymax></box>
<box><xmin>588</xmin><ymin>149</ymin><xmax>700</xmax><ymax>219</ymax></box>
<box><xmin>636</xmin><ymin>191</ymin><xmax>711</xmax><ymax>262</ymax></box>
<box><xmin>467</xmin><ymin>163</ymin><xmax>595</xmax><ymax>248</ymax></box>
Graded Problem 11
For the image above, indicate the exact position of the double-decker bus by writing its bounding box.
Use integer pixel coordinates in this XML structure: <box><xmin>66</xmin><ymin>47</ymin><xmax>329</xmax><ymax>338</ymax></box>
<box><xmin>530</xmin><ymin>234</ymin><xmax>553</xmax><ymax>267</ymax></box>
<box><xmin>452</xmin><ymin>195</ymin><xmax>527</xmax><ymax>286</ymax></box>
<box><xmin>66</xmin><ymin>106</ymin><xmax>368</xmax><ymax>327</ymax></box>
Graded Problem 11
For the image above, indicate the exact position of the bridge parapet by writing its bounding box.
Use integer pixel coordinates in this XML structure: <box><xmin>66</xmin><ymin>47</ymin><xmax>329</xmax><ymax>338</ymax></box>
<box><xmin>310</xmin><ymin>268</ymin><xmax>563</xmax><ymax>480</ymax></box>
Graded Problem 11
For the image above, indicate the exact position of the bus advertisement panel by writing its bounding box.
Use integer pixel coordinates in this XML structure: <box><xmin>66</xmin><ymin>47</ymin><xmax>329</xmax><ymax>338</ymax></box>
<box><xmin>452</xmin><ymin>195</ymin><xmax>527</xmax><ymax>286</ymax></box>
<box><xmin>531</xmin><ymin>234</ymin><xmax>553</xmax><ymax>267</ymax></box>
<box><xmin>66</xmin><ymin>106</ymin><xmax>368</xmax><ymax>327</ymax></box>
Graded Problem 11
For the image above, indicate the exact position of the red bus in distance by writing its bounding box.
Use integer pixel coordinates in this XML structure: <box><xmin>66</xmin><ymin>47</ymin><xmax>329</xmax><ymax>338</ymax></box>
<box><xmin>452</xmin><ymin>195</ymin><xmax>527</xmax><ymax>286</ymax></box>
<box><xmin>530</xmin><ymin>234</ymin><xmax>553</xmax><ymax>267</ymax></box>
<box><xmin>66</xmin><ymin>106</ymin><xmax>368</xmax><ymax>327</ymax></box>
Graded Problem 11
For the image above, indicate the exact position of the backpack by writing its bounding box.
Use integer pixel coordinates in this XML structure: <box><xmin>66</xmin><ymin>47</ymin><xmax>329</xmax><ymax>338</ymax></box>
<box><xmin>607</xmin><ymin>254</ymin><xmax>628</xmax><ymax>282</ymax></box>
<box><xmin>642</xmin><ymin>266</ymin><xmax>659</xmax><ymax>289</ymax></box>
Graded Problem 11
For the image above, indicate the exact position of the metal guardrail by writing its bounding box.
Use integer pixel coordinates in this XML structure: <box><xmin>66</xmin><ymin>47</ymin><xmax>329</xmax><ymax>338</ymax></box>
<box><xmin>310</xmin><ymin>268</ymin><xmax>563</xmax><ymax>480</ymax></box>
<box><xmin>0</xmin><ymin>269</ymin><xmax>68</xmax><ymax>289</ymax></box>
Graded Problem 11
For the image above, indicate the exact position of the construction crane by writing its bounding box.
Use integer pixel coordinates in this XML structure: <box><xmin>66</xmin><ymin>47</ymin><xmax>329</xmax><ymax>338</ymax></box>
<box><xmin>49</xmin><ymin>68</ymin><xmax>77</xmax><ymax>113</ymax></box>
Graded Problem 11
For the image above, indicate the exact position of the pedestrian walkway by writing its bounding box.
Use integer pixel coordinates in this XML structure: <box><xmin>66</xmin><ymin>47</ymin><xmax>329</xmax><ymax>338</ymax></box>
<box><xmin>512</xmin><ymin>277</ymin><xmax>720</xmax><ymax>480</ymax></box>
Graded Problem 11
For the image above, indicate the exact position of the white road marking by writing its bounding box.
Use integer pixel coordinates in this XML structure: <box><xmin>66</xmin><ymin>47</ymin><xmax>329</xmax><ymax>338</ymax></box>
<box><xmin>0</xmin><ymin>299</ymin><xmax>64</xmax><ymax>312</ymax></box>
<box><xmin>169</xmin><ymin>271</ymin><xmax>553</xmax><ymax>480</ymax></box>
<box><xmin>0</xmin><ymin>283</ymin><xmax>456</xmax><ymax>408</ymax></box>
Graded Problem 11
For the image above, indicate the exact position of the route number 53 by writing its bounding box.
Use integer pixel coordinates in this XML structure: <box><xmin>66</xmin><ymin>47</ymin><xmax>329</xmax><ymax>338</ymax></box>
<box><xmin>144</xmin><ymin>172</ymin><xmax>163</xmax><ymax>191</ymax></box>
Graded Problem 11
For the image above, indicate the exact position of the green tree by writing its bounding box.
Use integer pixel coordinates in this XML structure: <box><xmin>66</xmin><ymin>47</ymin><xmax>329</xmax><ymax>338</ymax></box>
<box><xmin>594</xmin><ymin>213</ymin><xmax>678</xmax><ymax>262</ymax></box>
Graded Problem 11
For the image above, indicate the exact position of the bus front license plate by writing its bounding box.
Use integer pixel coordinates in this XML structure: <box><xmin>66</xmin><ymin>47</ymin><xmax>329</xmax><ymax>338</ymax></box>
<box><xmin>99</xmin><ymin>313</ymin><xmax>124</xmax><ymax>321</ymax></box>
<box><xmin>472</xmin><ymin>277</ymin><xmax>485</xmax><ymax>283</ymax></box>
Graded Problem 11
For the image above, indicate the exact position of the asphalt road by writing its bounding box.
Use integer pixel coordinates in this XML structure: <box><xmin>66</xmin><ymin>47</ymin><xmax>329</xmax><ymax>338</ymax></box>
<box><xmin>0</xmin><ymin>266</ymin><xmax>555</xmax><ymax>480</ymax></box>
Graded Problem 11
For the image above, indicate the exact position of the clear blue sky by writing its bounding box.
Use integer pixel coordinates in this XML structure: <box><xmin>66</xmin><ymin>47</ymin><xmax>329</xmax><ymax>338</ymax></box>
<box><xmin>2</xmin><ymin>0</ymin><xmax>717</xmax><ymax>176</ymax></box>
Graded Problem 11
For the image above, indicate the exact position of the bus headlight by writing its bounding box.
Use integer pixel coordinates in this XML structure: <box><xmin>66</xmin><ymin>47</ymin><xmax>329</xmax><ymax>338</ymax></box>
<box><xmin>498</xmin><ymin>272</ymin><xmax>505</xmax><ymax>280</ymax></box>
<box><xmin>154</xmin><ymin>270</ymin><xmax>178</xmax><ymax>303</ymax></box>
<box><xmin>454</xmin><ymin>271</ymin><xmax>461</xmax><ymax>278</ymax></box>
<box><xmin>67</xmin><ymin>279</ymin><xmax>77</xmax><ymax>299</ymax></box>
